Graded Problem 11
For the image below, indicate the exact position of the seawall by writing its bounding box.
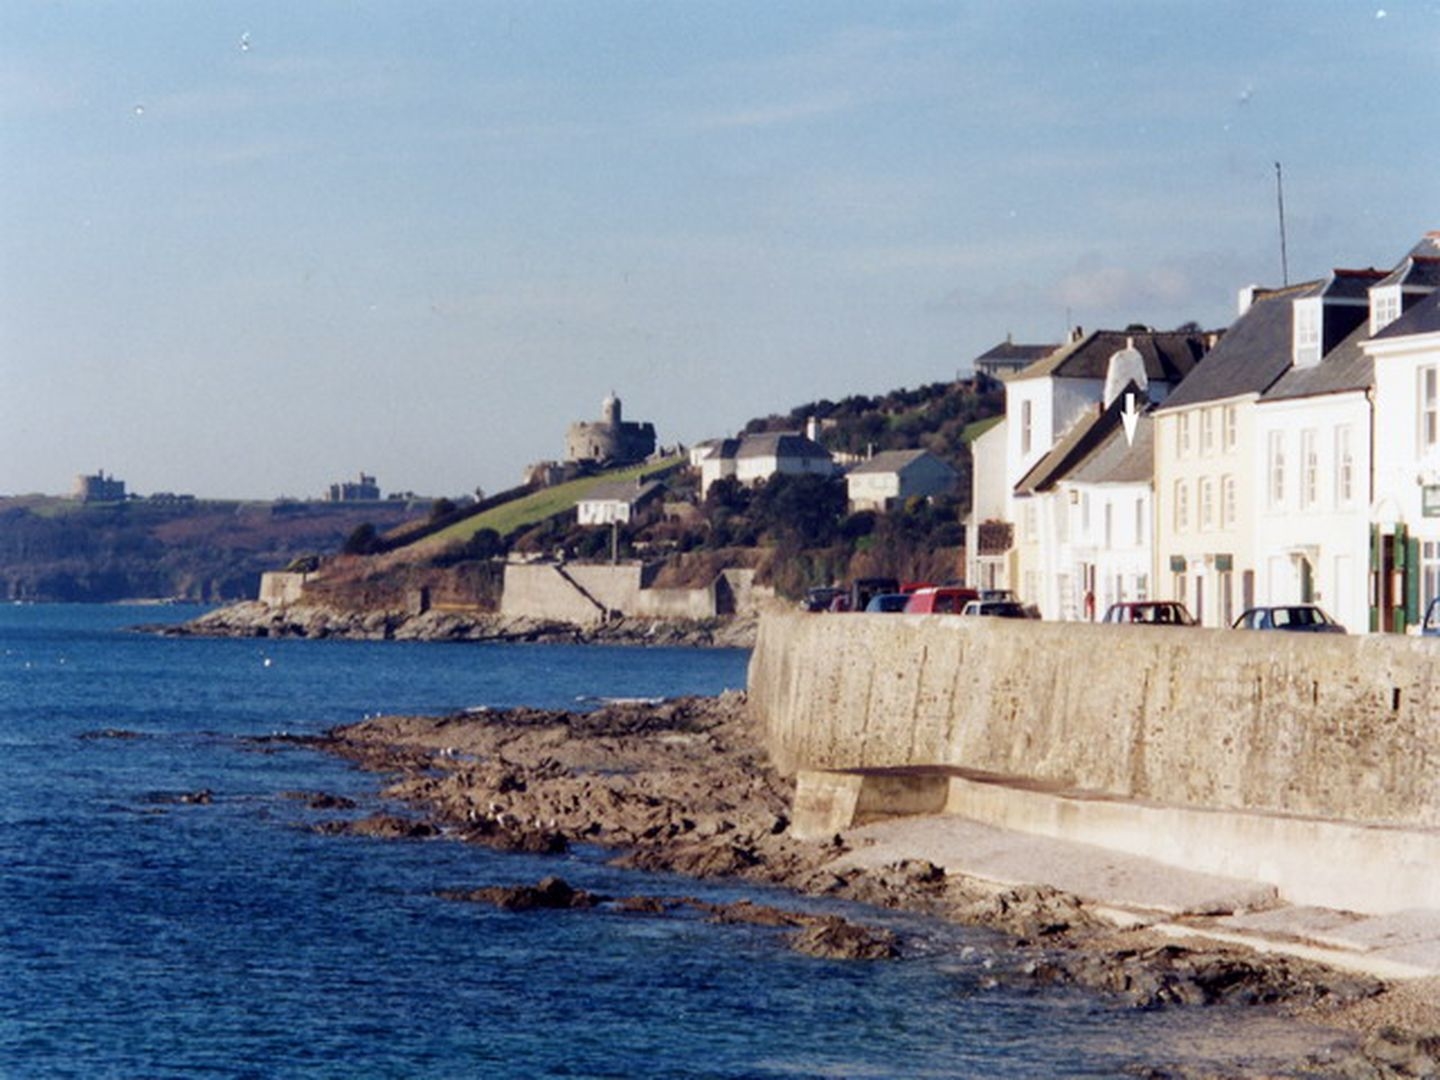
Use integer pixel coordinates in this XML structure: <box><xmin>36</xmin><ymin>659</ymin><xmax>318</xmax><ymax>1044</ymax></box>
<box><xmin>748</xmin><ymin>612</ymin><xmax>1440</xmax><ymax>914</ymax></box>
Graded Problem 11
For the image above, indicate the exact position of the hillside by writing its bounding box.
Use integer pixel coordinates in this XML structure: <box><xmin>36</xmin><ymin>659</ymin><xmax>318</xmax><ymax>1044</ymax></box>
<box><xmin>298</xmin><ymin>376</ymin><xmax>1006</xmax><ymax>608</ymax></box>
<box><xmin>0</xmin><ymin>496</ymin><xmax>419</xmax><ymax>603</ymax></box>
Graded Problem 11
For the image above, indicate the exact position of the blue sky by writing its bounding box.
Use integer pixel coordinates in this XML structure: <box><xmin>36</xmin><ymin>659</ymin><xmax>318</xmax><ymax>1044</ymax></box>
<box><xmin>2</xmin><ymin>2</ymin><xmax>1437</xmax><ymax>500</ymax></box>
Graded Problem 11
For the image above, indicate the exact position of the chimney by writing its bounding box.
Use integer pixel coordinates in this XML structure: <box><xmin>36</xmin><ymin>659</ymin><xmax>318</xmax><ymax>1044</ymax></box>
<box><xmin>805</xmin><ymin>416</ymin><xmax>819</xmax><ymax>442</ymax></box>
<box><xmin>1069</xmin><ymin>325</ymin><xmax>1084</xmax><ymax>344</ymax></box>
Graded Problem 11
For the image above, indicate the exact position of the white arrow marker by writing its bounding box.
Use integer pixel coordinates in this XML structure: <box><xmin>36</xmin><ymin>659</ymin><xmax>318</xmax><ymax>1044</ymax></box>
<box><xmin>1122</xmin><ymin>392</ymin><xmax>1140</xmax><ymax>447</ymax></box>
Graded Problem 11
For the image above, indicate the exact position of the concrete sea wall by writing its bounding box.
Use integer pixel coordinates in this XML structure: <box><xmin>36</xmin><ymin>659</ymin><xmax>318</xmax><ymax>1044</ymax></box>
<box><xmin>501</xmin><ymin>562</ymin><xmax>767</xmax><ymax>624</ymax></box>
<box><xmin>749</xmin><ymin>613</ymin><xmax>1440</xmax><ymax>913</ymax></box>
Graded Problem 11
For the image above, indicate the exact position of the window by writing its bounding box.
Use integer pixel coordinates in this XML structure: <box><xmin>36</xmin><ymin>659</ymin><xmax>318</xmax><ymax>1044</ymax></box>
<box><xmin>1223</xmin><ymin>404</ymin><xmax>1238</xmax><ymax>452</ymax></box>
<box><xmin>1199</xmin><ymin>477</ymin><xmax>1215</xmax><ymax>529</ymax></box>
<box><xmin>1134</xmin><ymin>496</ymin><xmax>1145</xmax><ymax>546</ymax></box>
<box><xmin>1021</xmin><ymin>400</ymin><xmax>1033</xmax><ymax>456</ymax></box>
<box><xmin>1372</xmin><ymin>287</ymin><xmax>1402</xmax><ymax>334</ymax></box>
<box><xmin>1335</xmin><ymin>425</ymin><xmax>1354</xmax><ymax>505</ymax></box>
<box><xmin>1294</xmin><ymin>300</ymin><xmax>1321</xmax><ymax>366</ymax></box>
<box><xmin>1103</xmin><ymin>501</ymin><xmax>1113</xmax><ymax>548</ymax></box>
<box><xmin>1221</xmin><ymin>474</ymin><xmax>1236</xmax><ymax>529</ymax></box>
<box><xmin>1176</xmin><ymin>413</ymin><xmax>1192</xmax><ymax>457</ymax></box>
<box><xmin>1174</xmin><ymin>480</ymin><xmax>1189</xmax><ymax>532</ymax></box>
<box><xmin>1420</xmin><ymin>368</ymin><xmax>1439</xmax><ymax>452</ymax></box>
<box><xmin>1301</xmin><ymin>429</ymin><xmax>1318</xmax><ymax>509</ymax></box>
<box><xmin>1268</xmin><ymin>431</ymin><xmax>1286</xmax><ymax>506</ymax></box>
<box><xmin>1425</xmin><ymin>541</ymin><xmax>1440</xmax><ymax>614</ymax></box>
<box><xmin>1200</xmin><ymin>409</ymin><xmax>1215</xmax><ymax>455</ymax></box>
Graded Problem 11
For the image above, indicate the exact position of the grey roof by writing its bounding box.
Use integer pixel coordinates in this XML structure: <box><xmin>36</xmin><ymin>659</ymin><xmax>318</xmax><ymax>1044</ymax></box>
<box><xmin>1066</xmin><ymin>415</ymin><xmax>1155</xmax><ymax>486</ymax></box>
<box><xmin>1007</xmin><ymin>330</ymin><xmax>1210</xmax><ymax>385</ymax></box>
<box><xmin>1014</xmin><ymin>386</ymin><xmax>1145</xmax><ymax>495</ymax></box>
<box><xmin>735</xmin><ymin>431</ymin><xmax>831</xmax><ymax>461</ymax></box>
<box><xmin>1373</xmin><ymin>287</ymin><xmax>1440</xmax><ymax>340</ymax></box>
<box><xmin>974</xmin><ymin>340</ymin><xmax>1057</xmax><ymax>366</ymax></box>
<box><xmin>699</xmin><ymin>437</ymin><xmax>741</xmax><ymax>462</ymax></box>
<box><xmin>847</xmin><ymin>448</ymin><xmax>953</xmax><ymax>476</ymax></box>
<box><xmin>1374</xmin><ymin>255</ymin><xmax>1440</xmax><ymax>290</ymax></box>
<box><xmin>1261</xmin><ymin>321</ymin><xmax>1373</xmax><ymax>402</ymax></box>
<box><xmin>580</xmin><ymin>478</ymin><xmax>666</xmax><ymax>504</ymax></box>
<box><xmin>1320</xmin><ymin>268</ymin><xmax>1386</xmax><ymax>299</ymax></box>
<box><xmin>1408</xmin><ymin>232</ymin><xmax>1440</xmax><ymax>259</ymax></box>
<box><xmin>1156</xmin><ymin>282</ymin><xmax>1319</xmax><ymax>410</ymax></box>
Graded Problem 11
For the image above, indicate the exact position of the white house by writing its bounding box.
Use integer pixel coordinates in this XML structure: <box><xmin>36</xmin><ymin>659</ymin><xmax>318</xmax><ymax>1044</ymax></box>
<box><xmin>699</xmin><ymin>431</ymin><xmax>835</xmax><ymax>498</ymax></box>
<box><xmin>845</xmin><ymin>449</ymin><xmax>957</xmax><ymax>513</ymax></box>
<box><xmin>1367</xmin><ymin>278</ymin><xmax>1440</xmax><ymax>630</ymax></box>
<box><xmin>1250</xmin><ymin>270</ymin><xmax>1383</xmax><ymax>634</ymax></box>
<box><xmin>963</xmin><ymin>417</ymin><xmax>1009</xmax><ymax>592</ymax></box>
<box><xmin>995</xmin><ymin>328</ymin><xmax>1211</xmax><ymax>609</ymax></box>
<box><xmin>576</xmin><ymin>479</ymin><xmax>666</xmax><ymax>526</ymax></box>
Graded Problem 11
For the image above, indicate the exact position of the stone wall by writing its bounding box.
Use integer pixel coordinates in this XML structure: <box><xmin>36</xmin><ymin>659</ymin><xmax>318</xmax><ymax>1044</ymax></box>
<box><xmin>258</xmin><ymin>571</ymin><xmax>309</xmax><ymax>607</ymax></box>
<box><xmin>751</xmin><ymin>612</ymin><xmax>1440</xmax><ymax>828</ymax></box>
<box><xmin>752</xmin><ymin>613</ymin><xmax>1440</xmax><ymax>911</ymax></box>
<box><xmin>501</xmin><ymin>562</ymin><xmax>768</xmax><ymax>624</ymax></box>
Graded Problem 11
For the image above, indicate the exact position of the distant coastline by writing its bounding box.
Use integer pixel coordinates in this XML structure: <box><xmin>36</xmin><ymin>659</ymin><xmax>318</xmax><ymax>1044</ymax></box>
<box><xmin>151</xmin><ymin>599</ymin><xmax>758</xmax><ymax>649</ymax></box>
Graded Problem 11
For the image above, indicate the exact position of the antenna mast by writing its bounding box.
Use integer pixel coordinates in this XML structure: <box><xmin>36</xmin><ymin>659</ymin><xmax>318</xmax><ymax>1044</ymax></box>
<box><xmin>1274</xmin><ymin>161</ymin><xmax>1289</xmax><ymax>285</ymax></box>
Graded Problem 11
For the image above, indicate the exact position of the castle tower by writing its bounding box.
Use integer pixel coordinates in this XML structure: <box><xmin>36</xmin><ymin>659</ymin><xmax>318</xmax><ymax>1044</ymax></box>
<box><xmin>602</xmin><ymin>391</ymin><xmax>621</xmax><ymax>427</ymax></box>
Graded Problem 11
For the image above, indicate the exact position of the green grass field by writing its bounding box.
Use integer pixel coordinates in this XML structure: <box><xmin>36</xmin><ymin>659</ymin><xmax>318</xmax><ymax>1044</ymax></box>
<box><xmin>417</xmin><ymin>456</ymin><xmax>683</xmax><ymax>549</ymax></box>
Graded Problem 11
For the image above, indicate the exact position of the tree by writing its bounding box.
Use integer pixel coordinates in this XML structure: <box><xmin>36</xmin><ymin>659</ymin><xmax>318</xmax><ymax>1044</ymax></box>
<box><xmin>341</xmin><ymin>523</ymin><xmax>380</xmax><ymax>556</ymax></box>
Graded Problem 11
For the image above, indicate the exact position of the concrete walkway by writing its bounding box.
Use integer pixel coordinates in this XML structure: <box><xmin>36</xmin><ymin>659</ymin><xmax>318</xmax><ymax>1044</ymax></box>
<box><xmin>834</xmin><ymin>814</ymin><xmax>1440</xmax><ymax>981</ymax></box>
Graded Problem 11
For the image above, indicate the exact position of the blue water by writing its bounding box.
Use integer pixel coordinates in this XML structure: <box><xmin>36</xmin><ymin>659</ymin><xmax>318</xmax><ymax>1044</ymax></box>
<box><xmin>1</xmin><ymin>605</ymin><xmax>1332</xmax><ymax>1078</ymax></box>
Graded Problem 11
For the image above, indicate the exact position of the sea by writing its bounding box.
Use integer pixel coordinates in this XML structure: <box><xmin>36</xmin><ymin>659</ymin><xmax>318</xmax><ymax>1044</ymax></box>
<box><xmin>0</xmin><ymin>604</ymin><xmax>1342</xmax><ymax>1079</ymax></box>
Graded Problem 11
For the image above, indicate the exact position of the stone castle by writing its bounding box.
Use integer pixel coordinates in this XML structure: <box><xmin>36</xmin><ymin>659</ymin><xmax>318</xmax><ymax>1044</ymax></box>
<box><xmin>564</xmin><ymin>392</ymin><xmax>656</xmax><ymax>466</ymax></box>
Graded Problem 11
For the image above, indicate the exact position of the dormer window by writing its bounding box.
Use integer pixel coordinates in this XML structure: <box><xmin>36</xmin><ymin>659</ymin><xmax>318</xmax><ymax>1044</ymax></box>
<box><xmin>1293</xmin><ymin>299</ymin><xmax>1321</xmax><ymax>367</ymax></box>
<box><xmin>1371</xmin><ymin>285</ymin><xmax>1402</xmax><ymax>334</ymax></box>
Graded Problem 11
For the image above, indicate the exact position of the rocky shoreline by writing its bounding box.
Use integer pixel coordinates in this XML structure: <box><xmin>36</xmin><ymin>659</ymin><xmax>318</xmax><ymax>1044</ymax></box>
<box><xmin>153</xmin><ymin>600</ymin><xmax>758</xmax><ymax>648</ymax></box>
<box><xmin>287</xmin><ymin>691</ymin><xmax>1440</xmax><ymax>1079</ymax></box>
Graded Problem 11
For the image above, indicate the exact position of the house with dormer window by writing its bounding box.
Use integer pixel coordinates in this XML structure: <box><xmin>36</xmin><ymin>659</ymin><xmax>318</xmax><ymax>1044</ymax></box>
<box><xmin>1251</xmin><ymin>270</ymin><xmax>1385</xmax><ymax>633</ymax></box>
<box><xmin>977</xmin><ymin>328</ymin><xmax>1211</xmax><ymax>612</ymax></box>
<box><xmin>1364</xmin><ymin>237</ymin><xmax>1440</xmax><ymax>631</ymax></box>
<box><xmin>1153</xmin><ymin>268</ymin><xmax>1388</xmax><ymax>628</ymax></box>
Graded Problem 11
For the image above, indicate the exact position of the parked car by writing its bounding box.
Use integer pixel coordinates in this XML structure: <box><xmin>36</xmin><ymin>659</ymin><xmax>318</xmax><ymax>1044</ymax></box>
<box><xmin>1101</xmin><ymin>601</ymin><xmax>1197</xmax><ymax>626</ymax></box>
<box><xmin>864</xmin><ymin>592</ymin><xmax>913</xmax><ymax>613</ymax></box>
<box><xmin>960</xmin><ymin>599</ymin><xmax>1030</xmax><ymax>618</ymax></box>
<box><xmin>1231</xmin><ymin>605</ymin><xmax>1346</xmax><ymax>633</ymax></box>
<box><xmin>799</xmin><ymin>586</ymin><xmax>844</xmax><ymax>612</ymax></box>
<box><xmin>903</xmin><ymin>586</ymin><xmax>979</xmax><ymax>614</ymax></box>
<box><xmin>847</xmin><ymin>576</ymin><xmax>900</xmax><ymax>613</ymax></box>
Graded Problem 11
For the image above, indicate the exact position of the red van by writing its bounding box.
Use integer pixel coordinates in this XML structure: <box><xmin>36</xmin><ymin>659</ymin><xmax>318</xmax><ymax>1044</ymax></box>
<box><xmin>903</xmin><ymin>586</ymin><xmax>979</xmax><ymax>614</ymax></box>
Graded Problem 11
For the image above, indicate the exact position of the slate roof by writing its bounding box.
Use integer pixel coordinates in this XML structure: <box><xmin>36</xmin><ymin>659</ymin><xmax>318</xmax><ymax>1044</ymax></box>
<box><xmin>1374</xmin><ymin>255</ymin><xmax>1440</xmax><ymax>290</ymax></box>
<box><xmin>1261</xmin><ymin>321</ymin><xmax>1373</xmax><ymax>402</ymax></box>
<box><xmin>974</xmin><ymin>340</ymin><xmax>1057</xmax><ymax>367</ymax></box>
<box><xmin>1155</xmin><ymin>282</ymin><xmax>1319</xmax><ymax>411</ymax></box>
<box><xmin>1007</xmin><ymin>330</ymin><xmax>1210</xmax><ymax>385</ymax></box>
<box><xmin>1408</xmin><ymin>232</ymin><xmax>1440</xmax><ymax>259</ymax></box>
<box><xmin>1066</xmin><ymin>415</ymin><xmax>1155</xmax><ymax>486</ymax></box>
<box><xmin>1014</xmin><ymin>386</ymin><xmax>1146</xmax><ymax>495</ymax></box>
<box><xmin>735</xmin><ymin>431</ymin><xmax>831</xmax><ymax>461</ymax></box>
<box><xmin>699</xmin><ymin>438</ymin><xmax>741</xmax><ymax>462</ymax></box>
<box><xmin>847</xmin><ymin>449</ymin><xmax>952</xmax><ymax>476</ymax></box>
<box><xmin>579</xmin><ymin>478</ymin><xmax>666</xmax><ymax>505</ymax></box>
<box><xmin>1372</xmin><ymin>287</ymin><xmax>1440</xmax><ymax>340</ymax></box>
<box><xmin>1321</xmin><ymin>268</ymin><xmax>1386</xmax><ymax>299</ymax></box>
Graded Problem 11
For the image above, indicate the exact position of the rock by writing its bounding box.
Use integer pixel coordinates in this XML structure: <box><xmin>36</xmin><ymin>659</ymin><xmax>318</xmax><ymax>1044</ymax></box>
<box><xmin>437</xmin><ymin>876</ymin><xmax>602</xmax><ymax>912</ymax></box>
<box><xmin>282</xmin><ymin>791</ymin><xmax>358</xmax><ymax>810</ymax></box>
<box><xmin>317</xmin><ymin>814</ymin><xmax>437</xmax><ymax>840</ymax></box>
<box><xmin>960</xmin><ymin>884</ymin><xmax>1099</xmax><ymax>938</ymax></box>
<box><xmin>790</xmin><ymin>917</ymin><xmax>898</xmax><ymax>961</ymax></box>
